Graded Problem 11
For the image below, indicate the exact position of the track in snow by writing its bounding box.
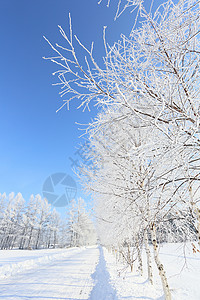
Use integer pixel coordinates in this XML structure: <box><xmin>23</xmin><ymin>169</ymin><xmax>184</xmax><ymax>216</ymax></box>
<box><xmin>0</xmin><ymin>246</ymin><xmax>100</xmax><ymax>300</ymax></box>
<box><xmin>89</xmin><ymin>246</ymin><xmax>118</xmax><ymax>300</ymax></box>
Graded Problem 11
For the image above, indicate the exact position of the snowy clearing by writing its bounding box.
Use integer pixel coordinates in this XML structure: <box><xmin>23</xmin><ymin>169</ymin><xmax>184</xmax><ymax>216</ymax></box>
<box><xmin>0</xmin><ymin>243</ymin><xmax>200</xmax><ymax>299</ymax></box>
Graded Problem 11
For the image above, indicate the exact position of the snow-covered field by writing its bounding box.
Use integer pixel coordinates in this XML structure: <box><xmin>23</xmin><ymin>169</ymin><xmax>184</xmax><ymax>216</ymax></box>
<box><xmin>0</xmin><ymin>243</ymin><xmax>199</xmax><ymax>299</ymax></box>
<box><xmin>104</xmin><ymin>242</ymin><xmax>200</xmax><ymax>300</ymax></box>
<box><xmin>0</xmin><ymin>246</ymin><xmax>99</xmax><ymax>299</ymax></box>
<box><xmin>0</xmin><ymin>248</ymin><xmax>72</xmax><ymax>267</ymax></box>
<box><xmin>0</xmin><ymin>247</ymin><xmax>83</xmax><ymax>279</ymax></box>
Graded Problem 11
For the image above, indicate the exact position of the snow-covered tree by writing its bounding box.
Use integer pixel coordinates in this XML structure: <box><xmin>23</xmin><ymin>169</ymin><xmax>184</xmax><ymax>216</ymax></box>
<box><xmin>67</xmin><ymin>198</ymin><xmax>97</xmax><ymax>247</ymax></box>
<box><xmin>44</xmin><ymin>1</ymin><xmax>200</xmax><ymax>298</ymax></box>
<box><xmin>0</xmin><ymin>193</ymin><xmax>25</xmax><ymax>250</ymax></box>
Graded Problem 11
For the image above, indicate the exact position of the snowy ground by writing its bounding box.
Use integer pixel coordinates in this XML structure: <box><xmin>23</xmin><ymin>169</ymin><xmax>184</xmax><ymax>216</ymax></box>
<box><xmin>0</xmin><ymin>247</ymin><xmax>84</xmax><ymax>279</ymax></box>
<box><xmin>0</xmin><ymin>246</ymin><xmax>99</xmax><ymax>299</ymax></box>
<box><xmin>0</xmin><ymin>243</ymin><xmax>199</xmax><ymax>299</ymax></box>
<box><xmin>104</xmin><ymin>242</ymin><xmax>200</xmax><ymax>300</ymax></box>
<box><xmin>0</xmin><ymin>248</ymin><xmax>68</xmax><ymax>267</ymax></box>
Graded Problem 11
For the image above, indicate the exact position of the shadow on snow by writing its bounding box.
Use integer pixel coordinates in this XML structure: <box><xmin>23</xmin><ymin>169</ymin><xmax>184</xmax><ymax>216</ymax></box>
<box><xmin>88</xmin><ymin>246</ymin><xmax>119</xmax><ymax>300</ymax></box>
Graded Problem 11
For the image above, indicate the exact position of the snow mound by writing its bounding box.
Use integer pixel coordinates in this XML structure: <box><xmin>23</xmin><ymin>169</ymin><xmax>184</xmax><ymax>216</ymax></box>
<box><xmin>0</xmin><ymin>248</ymin><xmax>80</xmax><ymax>279</ymax></box>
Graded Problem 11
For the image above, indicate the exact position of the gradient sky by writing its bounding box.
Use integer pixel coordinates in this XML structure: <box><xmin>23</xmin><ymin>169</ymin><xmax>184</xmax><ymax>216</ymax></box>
<box><xmin>0</xmin><ymin>0</ymin><xmax>157</xmax><ymax>212</ymax></box>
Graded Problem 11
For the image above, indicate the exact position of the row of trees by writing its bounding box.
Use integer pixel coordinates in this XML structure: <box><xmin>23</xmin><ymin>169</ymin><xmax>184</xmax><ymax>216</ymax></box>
<box><xmin>0</xmin><ymin>192</ymin><xmax>96</xmax><ymax>250</ymax></box>
<box><xmin>66</xmin><ymin>198</ymin><xmax>97</xmax><ymax>247</ymax></box>
<box><xmin>44</xmin><ymin>0</ymin><xmax>200</xmax><ymax>299</ymax></box>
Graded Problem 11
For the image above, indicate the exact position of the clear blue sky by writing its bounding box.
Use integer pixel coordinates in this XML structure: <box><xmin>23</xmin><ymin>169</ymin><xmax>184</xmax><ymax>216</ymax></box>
<box><xmin>0</xmin><ymin>0</ymin><xmax>156</xmax><ymax>210</ymax></box>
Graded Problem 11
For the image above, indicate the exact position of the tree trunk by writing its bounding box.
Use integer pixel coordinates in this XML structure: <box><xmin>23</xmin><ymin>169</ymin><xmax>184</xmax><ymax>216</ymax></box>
<box><xmin>11</xmin><ymin>236</ymin><xmax>17</xmax><ymax>249</ymax></box>
<box><xmin>189</xmin><ymin>187</ymin><xmax>200</xmax><ymax>247</ymax></box>
<box><xmin>127</xmin><ymin>244</ymin><xmax>133</xmax><ymax>272</ymax></box>
<box><xmin>27</xmin><ymin>227</ymin><xmax>33</xmax><ymax>249</ymax></box>
<box><xmin>144</xmin><ymin>230</ymin><xmax>153</xmax><ymax>284</ymax></box>
<box><xmin>151</xmin><ymin>224</ymin><xmax>171</xmax><ymax>300</ymax></box>
<box><xmin>194</xmin><ymin>207</ymin><xmax>200</xmax><ymax>247</ymax></box>
<box><xmin>47</xmin><ymin>230</ymin><xmax>52</xmax><ymax>248</ymax></box>
<box><xmin>19</xmin><ymin>227</ymin><xmax>26</xmax><ymax>249</ymax></box>
<box><xmin>35</xmin><ymin>228</ymin><xmax>41</xmax><ymax>249</ymax></box>
<box><xmin>53</xmin><ymin>230</ymin><xmax>57</xmax><ymax>248</ymax></box>
<box><xmin>136</xmin><ymin>235</ymin><xmax>143</xmax><ymax>276</ymax></box>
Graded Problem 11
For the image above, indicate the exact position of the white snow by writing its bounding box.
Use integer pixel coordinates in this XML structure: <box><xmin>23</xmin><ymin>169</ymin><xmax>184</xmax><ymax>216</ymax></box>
<box><xmin>103</xmin><ymin>242</ymin><xmax>200</xmax><ymax>300</ymax></box>
<box><xmin>0</xmin><ymin>243</ymin><xmax>200</xmax><ymax>299</ymax></box>
<box><xmin>0</xmin><ymin>246</ymin><xmax>99</xmax><ymax>299</ymax></box>
<box><xmin>0</xmin><ymin>248</ymin><xmax>71</xmax><ymax>267</ymax></box>
<box><xmin>0</xmin><ymin>248</ymin><xmax>81</xmax><ymax>279</ymax></box>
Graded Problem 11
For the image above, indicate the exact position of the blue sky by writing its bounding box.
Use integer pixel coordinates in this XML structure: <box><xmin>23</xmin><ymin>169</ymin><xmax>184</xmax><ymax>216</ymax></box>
<box><xmin>0</xmin><ymin>0</ymin><xmax>140</xmax><ymax>212</ymax></box>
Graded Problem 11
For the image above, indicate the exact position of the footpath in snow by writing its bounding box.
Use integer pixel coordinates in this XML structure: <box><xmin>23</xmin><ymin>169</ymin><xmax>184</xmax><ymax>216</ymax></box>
<box><xmin>89</xmin><ymin>246</ymin><xmax>118</xmax><ymax>300</ymax></box>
